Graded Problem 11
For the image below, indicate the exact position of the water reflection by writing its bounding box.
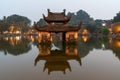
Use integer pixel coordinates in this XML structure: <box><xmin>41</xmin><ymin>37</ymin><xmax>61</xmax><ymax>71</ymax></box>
<box><xmin>105</xmin><ymin>39</ymin><xmax>120</xmax><ymax>59</ymax></box>
<box><xmin>0</xmin><ymin>36</ymin><xmax>120</xmax><ymax>61</ymax></box>
<box><xmin>0</xmin><ymin>36</ymin><xmax>120</xmax><ymax>59</ymax></box>
<box><xmin>0</xmin><ymin>36</ymin><xmax>31</xmax><ymax>56</ymax></box>
<box><xmin>1</xmin><ymin>35</ymin><xmax>120</xmax><ymax>80</ymax></box>
<box><xmin>35</xmin><ymin>42</ymin><xmax>81</xmax><ymax>74</ymax></box>
<box><xmin>33</xmin><ymin>36</ymin><xmax>120</xmax><ymax>75</ymax></box>
<box><xmin>0</xmin><ymin>36</ymin><xmax>120</xmax><ymax>76</ymax></box>
<box><xmin>81</xmin><ymin>36</ymin><xmax>89</xmax><ymax>42</ymax></box>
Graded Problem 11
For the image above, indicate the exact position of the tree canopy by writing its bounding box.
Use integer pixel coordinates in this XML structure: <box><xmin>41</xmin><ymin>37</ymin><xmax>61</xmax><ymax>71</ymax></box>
<box><xmin>37</xmin><ymin>19</ymin><xmax>46</xmax><ymax>26</ymax></box>
<box><xmin>113</xmin><ymin>12</ymin><xmax>120</xmax><ymax>23</ymax></box>
<box><xmin>67</xmin><ymin>10</ymin><xmax>94</xmax><ymax>25</ymax></box>
<box><xmin>0</xmin><ymin>14</ymin><xmax>31</xmax><ymax>32</ymax></box>
<box><xmin>7</xmin><ymin>14</ymin><xmax>31</xmax><ymax>26</ymax></box>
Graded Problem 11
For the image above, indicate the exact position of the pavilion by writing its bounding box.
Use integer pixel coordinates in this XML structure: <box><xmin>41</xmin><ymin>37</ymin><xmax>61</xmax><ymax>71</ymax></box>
<box><xmin>34</xmin><ymin>9</ymin><xmax>82</xmax><ymax>43</ymax></box>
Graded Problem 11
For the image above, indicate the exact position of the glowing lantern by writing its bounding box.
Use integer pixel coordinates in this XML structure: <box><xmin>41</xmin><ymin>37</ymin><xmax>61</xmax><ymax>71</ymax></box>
<box><xmin>82</xmin><ymin>29</ymin><xmax>89</xmax><ymax>35</ymax></box>
<box><xmin>9</xmin><ymin>25</ymin><xmax>14</xmax><ymax>33</ymax></box>
<box><xmin>82</xmin><ymin>36</ymin><xmax>88</xmax><ymax>42</ymax></box>
<box><xmin>108</xmin><ymin>27</ymin><xmax>112</xmax><ymax>34</ymax></box>
<box><xmin>50</xmin><ymin>37</ymin><xmax>53</xmax><ymax>42</ymax></box>
<box><xmin>116</xmin><ymin>26</ymin><xmax>120</xmax><ymax>32</ymax></box>
<box><xmin>115</xmin><ymin>40</ymin><xmax>120</xmax><ymax>47</ymax></box>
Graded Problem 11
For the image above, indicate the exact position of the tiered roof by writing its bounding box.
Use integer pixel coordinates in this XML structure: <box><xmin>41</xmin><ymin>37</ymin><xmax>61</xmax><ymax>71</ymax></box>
<box><xmin>35</xmin><ymin>23</ymin><xmax>82</xmax><ymax>32</ymax></box>
<box><xmin>43</xmin><ymin>9</ymin><xmax>71</xmax><ymax>24</ymax></box>
<box><xmin>34</xmin><ymin>9</ymin><xmax>82</xmax><ymax>32</ymax></box>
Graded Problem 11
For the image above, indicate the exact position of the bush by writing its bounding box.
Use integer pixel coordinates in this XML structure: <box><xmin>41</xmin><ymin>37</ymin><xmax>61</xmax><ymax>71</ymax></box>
<box><xmin>100</xmin><ymin>27</ymin><xmax>109</xmax><ymax>35</ymax></box>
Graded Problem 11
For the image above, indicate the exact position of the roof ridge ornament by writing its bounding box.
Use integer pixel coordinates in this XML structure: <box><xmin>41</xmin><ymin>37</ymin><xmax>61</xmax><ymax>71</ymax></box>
<box><xmin>47</xmin><ymin>9</ymin><xmax>50</xmax><ymax>12</ymax></box>
<box><xmin>63</xmin><ymin>9</ymin><xmax>66</xmax><ymax>13</ymax></box>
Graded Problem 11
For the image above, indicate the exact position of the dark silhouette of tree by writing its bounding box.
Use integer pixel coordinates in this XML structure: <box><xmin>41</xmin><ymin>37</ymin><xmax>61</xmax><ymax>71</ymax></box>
<box><xmin>37</xmin><ymin>19</ymin><xmax>46</xmax><ymax>26</ymax></box>
<box><xmin>113</xmin><ymin>12</ymin><xmax>120</xmax><ymax>23</ymax></box>
<box><xmin>99</xmin><ymin>27</ymin><xmax>109</xmax><ymax>35</ymax></box>
<box><xmin>68</xmin><ymin>10</ymin><xmax>94</xmax><ymax>25</ymax></box>
<box><xmin>85</xmin><ymin>23</ymin><xmax>98</xmax><ymax>34</ymax></box>
<box><xmin>0</xmin><ymin>38</ymin><xmax>31</xmax><ymax>56</ymax></box>
<box><xmin>0</xmin><ymin>14</ymin><xmax>31</xmax><ymax>32</ymax></box>
<box><xmin>95</xmin><ymin>19</ymin><xmax>103</xmax><ymax>27</ymax></box>
<box><xmin>7</xmin><ymin>14</ymin><xmax>31</xmax><ymax>32</ymax></box>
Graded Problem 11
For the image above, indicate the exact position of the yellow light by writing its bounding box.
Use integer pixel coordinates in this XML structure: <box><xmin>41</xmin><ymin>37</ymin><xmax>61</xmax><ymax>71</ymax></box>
<box><xmin>15</xmin><ymin>31</ymin><xmax>20</xmax><ymax>34</ymax></box>
<box><xmin>66</xmin><ymin>47</ymin><xmax>78</xmax><ymax>56</ymax></box>
<box><xmin>4</xmin><ymin>37</ymin><xmax>8</xmax><ymax>41</ymax></box>
<box><xmin>115</xmin><ymin>40</ymin><xmax>120</xmax><ymax>47</ymax></box>
<box><xmin>9</xmin><ymin>25</ymin><xmax>14</xmax><ymax>32</ymax></box>
<box><xmin>31</xmin><ymin>36</ymin><xmax>34</xmax><ymax>42</ymax></box>
<box><xmin>74</xmin><ymin>32</ymin><xmax>78</xmax><ymax>39</ymax></box>
<box><xmin>82</xmin><ymin>29</ymin><xmax>89</xmax><ymax>35</ymax></box>
<box><xmin>108</xmin><ymin>27</ymin><xmax>112</xmax><ymax>34</ymax></box>
<box><xmin>50</xmin><ymin>37</ymin><xmax>53</xmax><ymax>42</ymax></box>
<box><xmin>9</xmin><ymin>37</ymin><xmax>14</xmax><ymax>46</ymax></box>
<box><xmin>115</xmin><ymin>26</ymin><xmax>120</xmax><ymax>33</ymax></box>
<box><xmin>109</xmin><ymin>38</ymin><xmax>112</xmax><ymax>44</ymax></box>
<box><xmin>3</xmin><ymin>31</ymin><xmax>8</xmax><ymax>34</ymax></box>
<box><xmin>82</xmin><ymin>36</ymin><xmax>88</xmax><ymax>42</ymax></box>
<box><xmin>66</xmin><ymin>32</ymin><xmax>78</xmax><ymax>41</ymax></box>
<box><xmin>16</xmin><ymin>36</ymin><xmax>21</xmax><ymax>41</ymax></box>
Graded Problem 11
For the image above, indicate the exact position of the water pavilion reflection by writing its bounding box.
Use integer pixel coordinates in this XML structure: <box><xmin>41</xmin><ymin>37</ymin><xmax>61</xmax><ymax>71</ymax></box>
<box><xmin>35</xmin><ymin>42</ymin><xmax>82</xmax><ymax>74</ymax></box>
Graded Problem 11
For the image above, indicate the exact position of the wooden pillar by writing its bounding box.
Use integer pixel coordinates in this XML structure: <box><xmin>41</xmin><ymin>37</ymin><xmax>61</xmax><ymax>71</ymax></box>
<box><xmin>62</xmin><ymin>32</ymin><xmax>66</xmax><ymax>52</ymax></box>
<box><xmin>62</xmin><ymin>32</ymin><xmax>66</xmax><ymax>46</ymax></box>
<box><xmin>63</xmin><ymin>32</ymin><xmax>66</xmax><ymax>42</ymax></box>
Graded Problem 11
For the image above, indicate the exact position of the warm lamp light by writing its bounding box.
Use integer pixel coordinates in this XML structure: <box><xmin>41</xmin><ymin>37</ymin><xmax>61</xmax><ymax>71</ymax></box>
<box><xmin>115</xmin><ymin>40</ymin><xmax>120</xmax><ymax>47</ymax></box>
<box><xmin>82</xmin><ymin>36</ymin><xmax>88</xmax><ymax>42</ymax></box>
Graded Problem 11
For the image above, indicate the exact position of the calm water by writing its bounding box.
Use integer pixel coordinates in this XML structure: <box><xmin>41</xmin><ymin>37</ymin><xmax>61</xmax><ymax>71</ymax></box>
<box><xmin>0</xmin><ymin>36</ymin><xmax>120</xmax><ymax>80</ymax></box>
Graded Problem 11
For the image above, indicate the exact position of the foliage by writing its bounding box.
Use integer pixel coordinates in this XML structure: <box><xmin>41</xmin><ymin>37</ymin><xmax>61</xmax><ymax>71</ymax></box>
<box><xmin>101</xmin><ymin>37</ymin><xmax>109</xmax><ymax>45</ymax></box>
<box><xmin>113</xmin><ymin>12</ymin><xmax>120</xmax><ymax>23</ymax></box>
<box><xmin>7</xmin><ymin>14</ymin><xmax>31</xmax><ymax>32</ymax></box>
<box><xmin>112</xmin><ymin>22</ymin><xmax>120</xmax><ymax>26</ymax></box>
<box><xmin>85</xmin><ymin>23</ymin><xmax>98</xmax><ymax>33</ymax></box>
<box><xmin>37</xmin><ymin>19</ymin><xmax>46</xmax><ymax>26</ymax></box>
<box><xmin>0</xmin><ymin>14</ymin><xmax>31</xmax><ymax>32</ymax></box>
<box><xmin>8</xmin><ymin>14</ymin><xmax>31</xmax><ymax>25</ymax></box>
<box><xmin>0</xmin><ymin>38</ymin><xmax>31</xmax><ymax>55</ymax></box>
<box><xmin>99</xmin><ymin>27</ymin><xmax>109</xmax><ymax>35</ymax></box>
<box><xmin>67</xmin><ymin>10</ymin><xmax>94</xmax><ymax>25</ymax></box>
<box><xmin>95</xmin><ymin>19</ymin><xmax>103</xmax><ymax>27</ymax></box>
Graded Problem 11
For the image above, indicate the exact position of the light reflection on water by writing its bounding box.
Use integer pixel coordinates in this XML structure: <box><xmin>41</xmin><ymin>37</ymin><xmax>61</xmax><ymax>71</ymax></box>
<box><xmin>0</xmin><ymin>36</ymin><xmax>120</xmax><ymax>80</ymax></box>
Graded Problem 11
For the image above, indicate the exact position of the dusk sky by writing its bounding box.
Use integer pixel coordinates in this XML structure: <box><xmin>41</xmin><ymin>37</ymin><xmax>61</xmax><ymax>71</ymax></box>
<box><xmin>0</xmin><ymin>0</ymin><xmax>120</xmax><ymax>22</ymax></box>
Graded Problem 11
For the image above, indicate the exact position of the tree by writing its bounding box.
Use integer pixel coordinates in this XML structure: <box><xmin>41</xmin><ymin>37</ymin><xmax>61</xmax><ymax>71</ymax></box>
<box><xmin>68</xmin><ymin>10</ymin><xmax>94</xmax><ymax>25</ymax></box>
<box><xmin>37</xmin><ymin>19</ymin><xmax>46</xmax><ymax>26</ymax></box>
<box><xmin>95</xmin><ymin>19</ymin><xmax>103</xmax><ymax>27</ymax></box>
<box><xmin>0</xmin><ymin>17</ymin><xmax>9</xmax><ymax>32</ymax></box>
<box><xmin>99</xmin><ymin>27</ymin><xmax>109</xmax><ymax>35</ymax></box>
<box><xmin>0</xmin><ymin>14</ymin><xmax>31</xmax><ymax>32</ymax></box>
<box><xmin>113</xmin><ymin>12</ymin><xmax>120</xmax><ymax>23</ymax></box>
<box><xmin>85</xmin><ymin>23</ymin><xmax>98</xmax><ymax>34</ymax></box>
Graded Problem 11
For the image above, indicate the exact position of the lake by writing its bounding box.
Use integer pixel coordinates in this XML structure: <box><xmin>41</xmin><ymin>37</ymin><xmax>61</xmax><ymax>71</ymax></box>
<box><xmin>0</xmin><ymin>36</ymin><xmax>120</xmax><ymax>80</ymax></box>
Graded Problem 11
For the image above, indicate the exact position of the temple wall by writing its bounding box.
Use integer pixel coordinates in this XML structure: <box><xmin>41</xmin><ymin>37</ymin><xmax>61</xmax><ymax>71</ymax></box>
<box><xmin>66</xmin><ymin>32</ymin><xmax>78</xmax><ymax>42</ymax></box>
<box><xmin>38</xmin><ymin>32</ymin><xmax>51</xmax><ymax>43</ymax></box>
